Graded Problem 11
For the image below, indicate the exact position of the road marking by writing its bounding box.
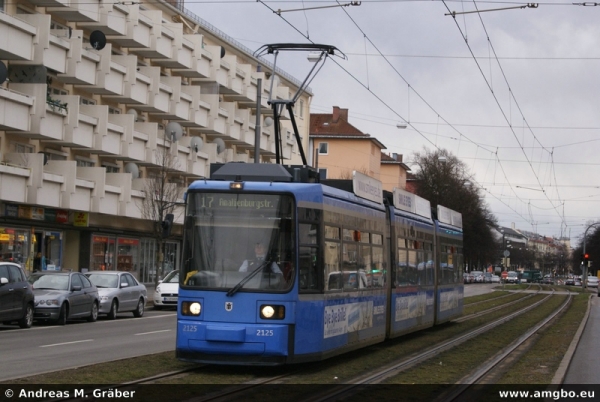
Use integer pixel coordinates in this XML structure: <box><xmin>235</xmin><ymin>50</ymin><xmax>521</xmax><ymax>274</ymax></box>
<box><xmin>135</xmin><ymin>330</ymin><xmax>172</xmax><ymax>336</ymax></box>
<box><xmin>40</xmin><ymin>339</ymin><xmax>93</xmax><ymax>348</ymax></box>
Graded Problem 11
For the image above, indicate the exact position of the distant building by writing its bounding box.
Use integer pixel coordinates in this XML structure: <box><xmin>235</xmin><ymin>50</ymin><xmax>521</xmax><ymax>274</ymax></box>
<box><xmin>309</xmin><ymin>106</ymin><xmax>409</xmax><ymax>191</ymax></box>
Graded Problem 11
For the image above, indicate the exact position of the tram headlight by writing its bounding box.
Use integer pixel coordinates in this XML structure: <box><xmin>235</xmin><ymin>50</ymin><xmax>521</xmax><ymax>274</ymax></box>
<box><xmin>181</xmin><ymin>301</ymin><xmax>201</xmax><ymax>316</ymax></box>
<box><xmin>260</xmin><ymin>304</ymin><xmax>285</xmax><ymax>320</ymax></box>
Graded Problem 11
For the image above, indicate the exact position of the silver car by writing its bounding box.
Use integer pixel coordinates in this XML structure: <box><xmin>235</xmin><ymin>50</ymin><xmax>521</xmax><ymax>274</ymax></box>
<box><xmin>85</xmin><ymin>271</ymin><xmax>147</xmax><ymax>319</ymax></box>
<box><xmin>29</xmin><ymin>271</ymin><xmax>99</xmax><ymax>325</ymax></box>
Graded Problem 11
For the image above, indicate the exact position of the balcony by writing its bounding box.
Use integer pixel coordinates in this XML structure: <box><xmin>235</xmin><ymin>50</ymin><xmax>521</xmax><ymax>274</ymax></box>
<box><xmin>102</xmin><ymin>59</ymin><xmax>150</xmax><ymax>104</ymax></box>
<box><xmin>83</xmin><ymin>45</ymin><xmax>127</xmax><ymax>95</ymax></box>
<box><xmin>106</xmin><ymin>5</ymin><xmax>152</xmax><ymax>49</ymax></box>
<box><xmin>130</xmin><ymin>11</ymin><xmax>173</xmax><ymax>59</ymax></box>
<box><xmin>172</xmin><ymin>37</ymin><xmax>212</xmax><ymax>79</ymax></box>
<box><xmin>129</xmin><ymin>122</ymin><xmax>158</xmax><ymax>165</ymax></box>
<box><xmin>196</xmin><ymin>45</ymin><xmax>227</xmax><ymax>87</ymax></box>
<box><xmin>154</xmin><ymin>25</ymin><xmax>194</xmax><ymax>70</ymax></box>
<box><xmin>152</xmin><ymin>76</ymin><xmax>192</xmax><ymax>121</ymax></box>
<box><xmin>0</xmin><ymin>12</ymin><xmax>36</xmax><ymax>61</ymax></box>
<box><xmin>0</xmin><ymin>158</ymin><xmax>30</xmax><ymax>204</ymax></box>
<box><xmin>15</xmin><ymin>14</ymin><xmax>70</xmax><ymax>74</ymax></box>
<box><xmin>133</xmin><ymin>67</ymin><xmax>171</xmax><ymax>114</ymax></box>
<box><xmin>58</xmin><ymin>30</ymin><xmax>100</xmax><ymax>85</ymax></box>
<box><xmin>7</xmin><ymin>83</ymin><xmax>67</xmax><ymax>140</ymax></box>
<box><xmin>192</xmin><ymin>88</ymin><xmax>228</xmax><ymax>135</ymax></box>
<box><xmin>179</xmin><ymin>136</ymin><xmax>209</xmax><ymax>177</ymax></box>
<box><xmin>223</xmin><ymin>62</ymin><xmax>254</xmax><ymax>105</ymax></box>
<box><xmin>46</xmin><ymin>0</ymin><xmax>100</xmax><ymax>22</ymax></box>
<box><xmin>78</xmin><ymin>2</ymin><xmax>128</xmax><ymax>36</ymax></box>
<box><xmin>0</xmin><ymin>87</ymin><xmax>34</xmax><ymax>132</ymax></box>
<box><xmin>44</xmin><ymin>161</ymin><xmax>94</xmax><ymax>211</ymax></box>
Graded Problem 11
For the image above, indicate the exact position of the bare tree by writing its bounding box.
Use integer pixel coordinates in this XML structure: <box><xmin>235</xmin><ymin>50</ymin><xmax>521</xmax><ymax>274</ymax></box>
<box><xmin>411</xmin><ymin>148</ymin><xmax>498</xmax><ymax>271</ymax></box>
<box><xmin>140</xmin><ymin>146</ymin><xmax>182</xmax><ymax>286</ymax></box>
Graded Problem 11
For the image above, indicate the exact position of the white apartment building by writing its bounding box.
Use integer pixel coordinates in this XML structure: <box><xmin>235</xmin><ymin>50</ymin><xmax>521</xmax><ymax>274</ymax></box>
<box><xmin>0</xmin><ymin>0</ymin><xmax>312</xmax><ymax>282</ymax></box>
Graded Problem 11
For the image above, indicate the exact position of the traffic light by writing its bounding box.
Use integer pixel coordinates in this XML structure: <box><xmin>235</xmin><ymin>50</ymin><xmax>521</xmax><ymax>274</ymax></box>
<box><xmin>584</xmin><ymin>253</ymin><xmax>590</xmax><ymax>265</ymax></box>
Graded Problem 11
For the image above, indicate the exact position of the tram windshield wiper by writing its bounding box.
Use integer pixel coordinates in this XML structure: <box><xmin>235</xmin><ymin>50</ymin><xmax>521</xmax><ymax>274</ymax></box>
<box><xmin>226</xmin><ymin>259</ymin><xmax>271</xmax><ymax>297</ymax></box>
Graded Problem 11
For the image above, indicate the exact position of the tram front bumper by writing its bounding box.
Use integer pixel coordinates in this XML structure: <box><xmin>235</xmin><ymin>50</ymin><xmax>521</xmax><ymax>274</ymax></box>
<box><xmin>177</xmin><ymin>320</ymin><xmax>290</xmax><ymax>360</ymax></box>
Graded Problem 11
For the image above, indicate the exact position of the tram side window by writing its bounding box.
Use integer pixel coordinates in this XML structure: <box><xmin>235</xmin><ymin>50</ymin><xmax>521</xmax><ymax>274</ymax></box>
<box><xmin>299</xmin><ymin>246</ymin><xmax>319</xmax><ymax>291</ymax></box>
<box><xmin>457</xmin><ymin>249</ymin><xmax>464</xmax><ymax>283</ymax></box>
<box><xmin>324</xmin><ymin>225</ymin><xmax>341</xmax><ymax>291</ymax></box>
<box><xmin>342</xmin><ymin>229</ymin><xmax>359</xmax><ymax>289</ymax></box>
<box><xmin>299</xmin><ymin>223</ymin><xmax>319</xmax><ymax>292</ymax></box>
<box><xmin>396</xmin><ymin>238</ymin><xmax>409</xmax><ymax>287</ymax></box>
<box><xmin>371</xmin><ymin>234</ymin><xmax>384</xmax><ymax>287</ymax></box>
<box><xmin>407</xmin><ymin>249</ymin><xmax>418</xmax><ymax>285</ymax></box>
<box><xmin>440</xmin><ymin>246</ymin><xmax>456</xmax><ymax>284</ymax></box>
<box><xmin>424</xmin><ymin>243</ymin><xmax>434</xmax><ymax>285</ymax></box>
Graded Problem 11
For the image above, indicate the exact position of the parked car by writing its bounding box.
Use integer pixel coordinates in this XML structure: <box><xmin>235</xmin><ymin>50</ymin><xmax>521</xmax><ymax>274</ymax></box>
<box><xmin>565</xmin><ymin>276</ymin><xmax>575</xmax><ymax>286</ymax></box>
<box><xmin>483</xmin><ymin>273</ymin><xmax>493</xmax><ymax>283</ymax></box>
<box><xmin>28</xmin><ymin>271</ymin><xmax>99</xmax><ymax>325</ymax></box>
<box><xmin>463</xmin><ymin>273</ymin><xmax>474</xmax><ymax>284</ymax></box>
<box><xmin>85</xmin><ymin>271</ymin><xmax>147</xmax><ymax>319</ymax></box>
<box><xmin>491</xmin><ymin>274</ymin><xmax>501</xmax><ymax>283</ymax></box>
<box><xmin>0</xmin><ymin>262</ymin><xmax>34</xmax><ymax>328</ymax></box>
<box><xmin>470</xmin><ymin>271</ymin><xmax>484</xmax><ymax>283</ymax></box>
<box><xmin>1</xmin><ymin>252</ymin><xmax>23</xmax><ymax>264</ymax></box>
<box><xmin>506</xmin><ymin>271</ymin><xmax>519</xmax><ymax>284</ymax></box>
<box><xmin>153</xmin><ymin>270</ymin><xmax>179</xmax><ymax>310</ymax></box>
<box><xmin>586</xmin><ymin>276</ymin><xmax>599</xmax><ymax>288</ymax></box>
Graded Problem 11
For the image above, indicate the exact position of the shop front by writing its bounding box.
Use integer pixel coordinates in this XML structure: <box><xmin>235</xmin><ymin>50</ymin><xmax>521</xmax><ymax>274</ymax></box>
<box><xmin>0</xmin><ymin>226</ymin><xmax>64</xmax><ymax>273</ymax></box>
<box><xmin>90</xmin><ymin>235</ymin><xmax>179</xmax><ymax>283</ymax></box>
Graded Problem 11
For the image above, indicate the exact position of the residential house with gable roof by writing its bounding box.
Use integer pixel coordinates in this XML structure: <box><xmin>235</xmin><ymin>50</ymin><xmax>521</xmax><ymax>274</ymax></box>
<box><xmin>309</xmin><ymin>106</ymin><xmax>409</xmax><ymax>191</ymax></box>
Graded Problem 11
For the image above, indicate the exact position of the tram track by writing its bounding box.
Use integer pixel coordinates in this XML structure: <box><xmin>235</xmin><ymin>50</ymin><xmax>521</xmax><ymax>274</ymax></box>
<box><xmin>438</xmin><ymin>292</ymin><xmax>574</xmax><ymax>402</ymax></box>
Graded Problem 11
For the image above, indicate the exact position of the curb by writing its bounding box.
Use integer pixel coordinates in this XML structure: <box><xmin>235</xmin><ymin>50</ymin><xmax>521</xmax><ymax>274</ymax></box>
<box><xmin>551</xmin><ymin>293</ymin><xmax>593</xmax><ymax>384</ymax></box>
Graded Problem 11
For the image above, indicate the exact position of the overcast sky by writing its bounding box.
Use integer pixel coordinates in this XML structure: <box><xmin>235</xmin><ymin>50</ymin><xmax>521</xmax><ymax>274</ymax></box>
<box><xmin>185</xmin><ymin>0</ymin><xmax>600</xmax><ymax>244</ymax></box>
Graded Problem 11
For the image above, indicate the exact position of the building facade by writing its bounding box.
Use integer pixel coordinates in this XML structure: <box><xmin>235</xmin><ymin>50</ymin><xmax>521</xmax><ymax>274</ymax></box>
<box><xmin>309</xmin><ymin>106</ymin><xmax>409</xmax><ymax>191</ymax></box>
<box><xmin>0</xmin><ymin>0</ymin><xmax>311</xmax><ymax>281</ymax></box>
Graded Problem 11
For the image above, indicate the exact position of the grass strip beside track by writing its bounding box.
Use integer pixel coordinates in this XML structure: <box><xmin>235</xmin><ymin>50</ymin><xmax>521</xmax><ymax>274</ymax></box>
<box><xmin>382</xmin><ymin>294</ymin><xmax>568</xmax><ymax>387</ymax></box>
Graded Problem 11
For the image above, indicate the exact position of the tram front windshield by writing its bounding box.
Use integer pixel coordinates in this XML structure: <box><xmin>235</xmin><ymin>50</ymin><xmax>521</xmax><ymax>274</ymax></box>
<box><xmin>181</xmin><ymin>192</ymin><xmax>295</xmax><ymax>292</ymax></box>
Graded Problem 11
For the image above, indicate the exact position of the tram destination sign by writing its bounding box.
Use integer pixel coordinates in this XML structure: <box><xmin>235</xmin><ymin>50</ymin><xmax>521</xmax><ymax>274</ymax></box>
<box><xmin>195</xmin><ymin>194</ymin><xmax>280</xmax><ymax>212</ymax></box>
<box><xmin>352</xmin><ymin>171</ymin><xmax>383</xmax><ymax>204</ymax></box>
<box><xmin>393</xmin><ymin>188</ymin><xmax>432</xmax><ymax>219</ymax></box>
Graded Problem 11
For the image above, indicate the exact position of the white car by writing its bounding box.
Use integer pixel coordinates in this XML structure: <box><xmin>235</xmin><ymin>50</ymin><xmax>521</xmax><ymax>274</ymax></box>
<box><xmin>491</xmin><ymin>274</ymin><xmax>501</xmax><ymax>283</ymax></box>
<box><xmin>153</xmin><ymin>270</ymin><xmax>179</xmax><ymax>310</ymax></box>
<box><xmin>586</xmin><ymin>276</ymin><xmax>599</xmax><ymax>288</ymax></box>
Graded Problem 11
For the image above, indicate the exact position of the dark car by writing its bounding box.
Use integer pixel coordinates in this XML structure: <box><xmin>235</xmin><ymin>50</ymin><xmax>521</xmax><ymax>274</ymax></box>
<box><xmin>0</xmin><ymin>262</ymin><xmax>34</xmax><ymax>328</ymax></box>
<box><xmin>28</xmin><ymin>271</ymin><xmax>99</xmax><ymax>325</ymax></box>
<box><xmin>85</xmin><ymin>271</ymin><xmax>147</xmax><ymax>319</ymax></box>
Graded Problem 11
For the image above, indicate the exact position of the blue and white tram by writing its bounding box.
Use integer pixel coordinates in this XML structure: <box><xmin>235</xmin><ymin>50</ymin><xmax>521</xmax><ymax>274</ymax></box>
<box><xmin>176</xmin><ymin>164</ymin><xmax>463</xmax><ymax>365</ymax></box>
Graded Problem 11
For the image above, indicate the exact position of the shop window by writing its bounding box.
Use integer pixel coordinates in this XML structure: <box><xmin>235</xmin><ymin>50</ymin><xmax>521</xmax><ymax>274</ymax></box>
<box><xmin>92</xmin><ymin>235</ymin><xmax>116</xmax><ymax>271</ymax></box>
<box><xmin>117</xmin><ymin>238</ymin><xmax>139</xmax><ymax>272</ymax></box>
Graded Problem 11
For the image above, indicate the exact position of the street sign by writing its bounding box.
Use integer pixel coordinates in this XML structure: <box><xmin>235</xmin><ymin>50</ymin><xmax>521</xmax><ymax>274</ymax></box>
<box><xmin>503</xmin><ymin>250</ymin><xmax>510</xmax><ymax>257</ymax></box>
